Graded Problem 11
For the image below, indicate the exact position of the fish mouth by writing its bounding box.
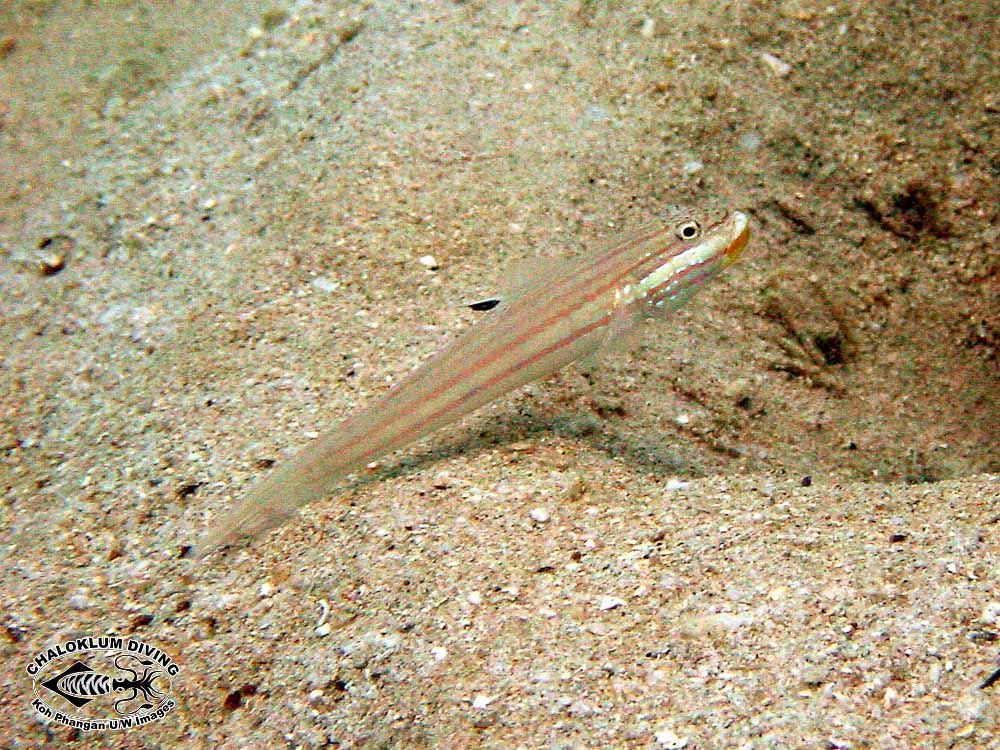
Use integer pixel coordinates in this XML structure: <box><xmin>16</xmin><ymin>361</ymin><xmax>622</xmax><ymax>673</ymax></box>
<box><xmin>723</xmin><ymin>211</ymin><xmax>750</xmax><ymax>266</ymax></box>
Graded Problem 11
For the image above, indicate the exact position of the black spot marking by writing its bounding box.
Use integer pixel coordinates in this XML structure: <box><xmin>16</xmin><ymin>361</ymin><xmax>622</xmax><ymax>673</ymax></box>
<box><xmin>468</xmin><ymin>298</ymin><xmax>501</xmax><ymax>312</ymax></box>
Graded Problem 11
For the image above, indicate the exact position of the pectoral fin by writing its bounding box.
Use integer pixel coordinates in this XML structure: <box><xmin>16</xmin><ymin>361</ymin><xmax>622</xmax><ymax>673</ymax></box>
<box><xmin>578</xmin><ymin>304</ymin><xmax>645</xmax><ymax>371</ymax></box>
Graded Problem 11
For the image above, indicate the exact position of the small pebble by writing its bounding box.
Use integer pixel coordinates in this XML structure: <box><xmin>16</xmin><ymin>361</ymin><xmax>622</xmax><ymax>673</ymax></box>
<box><xmin>723</xmin><ymin>377</ymin><xmax>753</xmax><ymax>404</ymax></box>
<box><xmin>315</xmin><ymin>623</ymin><xmax>332</xmax><ymax>637</ymax></box>
<box><xmin>883</xmin><ymin>687</ymin><xmax>900</xmax><ymax>708</ymax></box>
<box><xmin>739</xmin><ymin>132</ymin><xmax>762</xmax><ymax>152</ymax></box>
<box><xmin>760</xmin><ymin>51</ymin><xmax>792</xmax><ymax>77</ymax></box>
<box><xmin>768</xmin><ymin>585</ymin><xmax>790</xmax><ymax>600</ymax></box>
<box><xmin>981</xmin><ymin>602</ymin><xmax>1000</xmax><ymax>625</ymax></box>
<box><xmin>682</xmin><ymin>159</ymin><xmax>704</xmax><ymax>175</ymax></box>
<box><xmin>683</xmin><ymin>612</ymin><xmax>752</xmax><ymax>634</ymax></box>
<box><xmin>471</xmin><ymin>694</ymin><xmax>493</xmax><ymax>709</ymax></box>
<box><xmin>529</xmin><ymin>507</ymin><xmax>550</xmax><ymax>523</ymax></box>
<box><xmin>311</xmin><ymin>276</ymin><xmax>339</xmax><ymax>293</ymax></box>
<box><xmin>597</xmin><ymin>596</ymin><xmax>626</xmax><ymax>611</ymax></box>
<box><xmin>418</xmin><ymin>254</ymin><xmax>438</xmax><ymax>270</ymax></box>
<box><xmin>954</xmin><ymin>724</ymin><xmax>976</xmax><ymax>739</ymax></box>
<box><xmin>665</xmin><ymin>478</ymin><xmax>689</xmax><ymax>492</ymax></box>
<box><xmin>38</xmin><ymin>254</ymin><xmax>65</xmax><ymax>275</ymax></box>
<box><xmin>654</xmin><ymin>727</ymin><xmax>688</xmax><ymax>748</ymax></box>
<box><xmin>467</xmin><ymin>591</ymin><xmax>482</xmax><ymax>605</ymax></box>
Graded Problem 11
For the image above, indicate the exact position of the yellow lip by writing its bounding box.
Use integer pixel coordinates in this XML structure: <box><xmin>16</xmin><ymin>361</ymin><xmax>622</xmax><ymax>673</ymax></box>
<box><xmin>723</xmin><ymin>211</ymin><xmax>750</xmax><ymax>266</ymax></box>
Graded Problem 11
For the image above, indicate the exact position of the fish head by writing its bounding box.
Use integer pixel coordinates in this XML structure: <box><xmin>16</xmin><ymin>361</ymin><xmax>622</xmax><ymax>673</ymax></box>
<box><xmin>634</xmin><ymin>204</ymin><xmax>750</xmax><ymax>315</ymax></box>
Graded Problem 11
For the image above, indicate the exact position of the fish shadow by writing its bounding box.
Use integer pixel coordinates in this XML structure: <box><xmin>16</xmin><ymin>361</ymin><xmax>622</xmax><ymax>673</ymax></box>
<box><xmin>337</xmin><ymin>401</ymin><xmax>708</xmax><ymax>499</ymax></box>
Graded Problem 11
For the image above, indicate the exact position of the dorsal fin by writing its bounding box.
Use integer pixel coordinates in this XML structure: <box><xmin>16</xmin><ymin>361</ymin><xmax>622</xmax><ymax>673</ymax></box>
<box><xmin>464</xmin><ymin>253</ymin><xmax>570</xmax><ymax>313</ymax></box>
<box><xmin>466</xmin><ymin>298</ymin><xmax>502</xmax><ymax>312</ymax></box>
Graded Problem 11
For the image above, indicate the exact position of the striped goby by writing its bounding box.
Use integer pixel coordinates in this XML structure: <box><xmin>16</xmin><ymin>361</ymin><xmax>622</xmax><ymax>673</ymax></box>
<box><xmin>196</xmin><ymin>204</ymin><xmax>750</xmax><ymax>557</ymax></box>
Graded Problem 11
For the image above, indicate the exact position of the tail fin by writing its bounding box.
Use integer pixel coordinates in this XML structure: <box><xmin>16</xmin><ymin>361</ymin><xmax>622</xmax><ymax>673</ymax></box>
<box><xmin>192</xmin><ymin>488</ymin><xmax>300</xmax><ymax>559</ymax></box>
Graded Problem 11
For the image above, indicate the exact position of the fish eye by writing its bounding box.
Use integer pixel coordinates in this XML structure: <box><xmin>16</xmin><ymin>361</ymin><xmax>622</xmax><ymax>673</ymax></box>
<box><xmin>676</xmin><ymin>220</ymin><xmax>701</xmax><ymax>241</ymax></box>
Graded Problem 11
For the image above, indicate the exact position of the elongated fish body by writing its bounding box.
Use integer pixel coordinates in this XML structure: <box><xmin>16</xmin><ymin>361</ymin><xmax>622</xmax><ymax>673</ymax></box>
<box><xmin>196</xmin><ymin>205</ymin><xmax>749</xmax><ymax>556</ymax></box>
